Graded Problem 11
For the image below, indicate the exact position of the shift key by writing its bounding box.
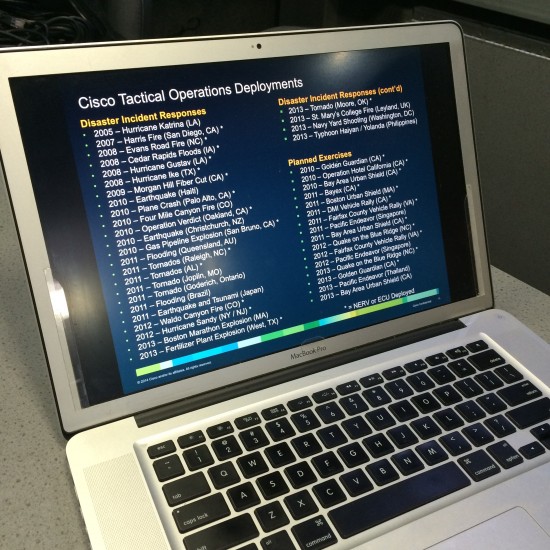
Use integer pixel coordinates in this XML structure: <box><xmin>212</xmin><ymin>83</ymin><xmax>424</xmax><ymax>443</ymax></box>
<box><xmin>183</xmin><ymin>513</ymin><xmax>259</xmax><ymax>550</ymax></box>
<box><xmin>506</xmin><ymin>397</ymin><xmax>550</xmax><ymax>429</ymax></box>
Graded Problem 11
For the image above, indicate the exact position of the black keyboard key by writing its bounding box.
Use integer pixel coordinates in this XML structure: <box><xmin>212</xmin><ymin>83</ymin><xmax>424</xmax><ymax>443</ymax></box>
<box><xmin>382</xmin><ymin>366</ymin><xmax>406</xmax><ymax>380</ymax></box>
<box><xmin>239</xmin><ymin>426</ymin><xmax>270</xmax><ymax>451</ymax></box>
<box><xmin>484</xmin><ymin>414</ymin><xmax>516</xmax><ymax>437</ymax></box>
<box><xmin>392</xmin><ymin>449</ymin><xmax>424</xmax><ymax>475</ymax></box>
<box><xmin>208</xmin><ymin>462</ymin><xmax>241</xmax><ymax>489</ymax></box>
<box><xmin>227</xmin><ymin>482</ymin><xmax>260</xmax><ymax>511</ymax></box>
<box><xmin>454</xmin><ymin>378</ymin><xmax>484</xmax><ymax>398</ymax></box>
<box><xmin>469</xmin><ymin>349</ymin><xmax>506</xmax><ymax>371</ymax></box>
<box><xmin>313</xmin><ymin>479</ymin><xmax>347</xmax><ymax>508</ymax></box>
<box><xmin>458</xmin><ymin>449</ymin><xmax>500</xmax><ymax>481</ymax></box>
<box><xmin>316</xmin><ymin>402</ymin><xmax>345</xmax><ymax>424</ymax></box>
<box><xmin>506</xmin><ymin>397</ymin><xmax>550</xmax><ymax>429</ymax></box>
<box><xmin>265</xmin><ymin>418</ymin><xmax>296</xmax><ymax>441</ymax></box>
<box><xmin>338</xmin><ymin>442</ymin><xmax>369</xmax><ymax>468</ymax></box>
<box><xmin>387</xmin><ymin>425</ymin><xmax>419</xmax><ymax>449</ymax></box>
<box><xmin>312</xmin><ymin>388</ymin><xmax>337</xmax><ymax>404</ymax></box>
<box><xmin>531</xmin><ymin>423</ymin><xmax>550</xmax><ymax>449</ymax></box>
<box><xmin>433</xmin><ymin>385</ymin><xmax>463</xmax><ymax>406</ymax></box>
<box><xmin>426</xmin><ymin>352</ymin><xmax>448</xmax><ymax>366</ymax></box>
<box><xmin>487</xmin><ymin>441</ymin><xmax>523</xmax><ymax>469</ymax></box>
<box><xmin>462</xmin><ymin>423</ymin><xmax>495</xmax><ymax>447</ymax></box>
<box><xmin>339</xmin><ymin>394</ymin><xmax>368</xmax><ymax>415</ymax></box>
<box><xmin>292</xmin><ymin>515</ymin><xmax>338</xmax><ymax>550</ymax></box>
<box><xmin>288</xmin><ymin>396</ymin><xmax>313</xmax><ymax>412</ymax></box>
<box><xmin>237</xmin><ymin>451</ymin><xmax>269</xmax><ymax>478</ymax></box>
<box><xmin>411</xmin><ymin>417</ymin><xmax>442</xmax><ymax>440</ymax></box>
<box><xmin>456</xmin><ymin>400</ymin><xmax>486</xmax><ymax>422</ymax></box>
<box><xmin>519</xmin><ymin>441</ymin><xmax>546</xmax><ymax>459</ymax></box>
<box><xmin>498</xmin><ymin>380</ymin><xmax>543</xmax><ymax>406</ymax></box>
<box><xmin>433</xmin><ymin>408</ymin><xmax>464</xmax><ymax>431</ymax></box>
<box><xmin>311</xmin><ymin>451</ymin><xmax>344</xmax><ymax>478</ymax></box>
<box><xmin>336</xmin><ymin>380</ymin><xmax>361</xmax><ymax>395</ymax></box>
<box><xmin>261</xmin><ymin>530</ymin><xmax>295</xmax><ymax>550</ymax></box>
<box><xmin>403</xmin><ymin>359</ymin><xmax>427</xmax><ymax>373</ymax></box>
<box><xmin>366</xmin><ymin>458</ymin><xmax>399</xmax><ymax>486</ymax></box>
<box><xmin>255</xmin><ymin>501</ymin><xmax>289</xmax><ymax>532</ymax></box>
<box><xmin>265</xmin><ymin>442</ymin><xmax>296</xmax><ymax>467</ymax></box>
<box><xmin>359</xmin><ymin>373</ymin><xmax>383</xmax><ymax>388</ymax></box>
<box><xmin>411</xmin><ymin>392</ymin><xmax>441</xmax><ymax>414</ymax></box>
<box><xmin>362</xmin><ymin>386</ymin><xmax>391</xmax><ymax>407</ymax></box>
<box><xmin>428</xmin><ymin>365</ymin><xmax>455</xmax><ymax>384</ymax></box>
<box><xmin>261</xmin><ymin>404</ymin><xmax>288</xmax><ymax>420</ymax></box>
<box><xmin>448</xmin><ymin>359</ymin><xmax>476</xmax><ymax>378</ymax></box>
<box><xmin>365</xmin><ymin>407</ymin><xmax>396</xmax><ymax>430</ymax></box>
<box><xmin>475</xmin><ymin>371</ymin><xmax>504</xmax><ymax>391</ymax></box>
<box><xmin>487</xmin><ymin>412</ymin><xmax>518</xmax><ymax>436</ymax></box>
<box><xmin>148</xmin><ymin>440</ymin><xmax>176</xmax><ymax>459</ymax></box>
<box><xmin>291</xmin><ymin>409</ymin><xmax>321</xmax><ymax>433</ymax></box>
<box><xmin>328</xmin><ymin>462</ymin><xmax>470</xmax><ymax>537</ymax></box>
<box><xmin>211</xmin><ymin>436</ymin><xmax>242</xmax><ymax>461</ymax></box>
<box><xmin>183</xmin><ymin>444</ymin><xmax>215</xmax><ymax>470</ymax></box>
<box><xmin>340</xmin><ymin>469</ymin><xmax>374</xmax><ymax>497</ymax></box>
<box><xmin>178</xmin><ymin>430</ymin><xmax>206</xmax><ymax>449</ymax></box>
<box><xmin>163</xmin><ymin>471</ymin><xmax>210</xmax><ymax>507</ymax></box>
<box><xmin>234</xmin><ymin>412</ymin><xmax>261</xmax><ymax>429</ymax></box>
<box><xmin>407</xmin><ymin>372</ymin><xmax>435</xmax><ymax>392</ymax></box>
<box><xmin>476</xmin><ymin>393</ymin><xmax>507</xmax><ymax>414</ymax></box>
<box><xmin>342</xmin><ymin>416</ymin><xmax>372</xmax><ymax>439</ymax></box>
<box><xmin>446</xmin><ymin>346</ymin><xmax>469</xmax><ymax>359</ymax></box>
<box><xmin>207</xmin><ymin>421</ymin><xmax>234</xmax><ymax>439</ymax></box>
<box><xmin>183</xmin><ymin>513</ymin><xmax>259</xmax><ymax>550</ymax></box>
<box><xmin>363</xmin><ymin>433</ymin><xmax>394</xmax><ymax>458</ymax></box>
<box><xmin>495</xmin><ymin>364</ymin><xmax>523</xmax><ymax>384</ymax></box>
<box><xmin>153</xmin><ymin>454</ymin><xmax>184</xmax><ymax>482</ymax></box>
<box><xmin>285</xmin><ymin>461</ymin><xmax>317</xmax><ymax>489</ymax></box>
<box><xmin>317</xmin><ymin>425</ymin><xmax>348</xmax><ymax>448</ymax></box>
<box><xmin>257</xmin><ymin>471</ymin><xmax>290</xmax><ymax>500</ymax></box>
<box><xmin>439</xmin><ymin>431</ymin><xmax>472</xmax><ymax>456</ymax></box>
<box><xmin>284</xmin><ymin>489</ymin><xmax>319</xmax><ymax>520</ymax></box>
<box><xmin>292</xmin><ymin>433</ymin><xmax>323</xmax><ymax>458</ymax></box>
<box><xmin>416</xmin><ymin>440</ymin><xmax>448</xmax><ymax>465</ymax></box>
<box><xmin>389</xmin><ymin>400</ymin><xmax>419</xmax><ymax>422</ymax></box>
<box><xmin>466</xmin><ymin>340</ymin><xmax>488</xmax><ymax>353</ymax></box>
<box><xmin>385</xmin><ymin>379</ymin><xmax>414</xmax><ymax>400</ymax></box>
<box><xmin>173</xmin><ymin>493</ymin><xmax>229</xmax><ymax>534</ymax></box>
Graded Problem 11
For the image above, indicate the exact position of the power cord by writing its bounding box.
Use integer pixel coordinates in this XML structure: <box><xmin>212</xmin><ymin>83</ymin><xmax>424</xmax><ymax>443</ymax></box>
<box><xmin>0</xmin><ymin>0</ymin><xmax>117</xmax><ymax>47</ymax></box>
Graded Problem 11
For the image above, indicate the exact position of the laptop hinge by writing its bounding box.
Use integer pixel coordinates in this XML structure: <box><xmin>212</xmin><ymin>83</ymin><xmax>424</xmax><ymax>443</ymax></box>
<box><xmin>135</xmin><ymin>318</ymin><xmax>465</xmax><ymax>428</ymax></box>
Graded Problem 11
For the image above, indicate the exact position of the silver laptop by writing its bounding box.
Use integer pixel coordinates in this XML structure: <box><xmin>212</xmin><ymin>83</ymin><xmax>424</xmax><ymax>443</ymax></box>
<box><xmin>1</xmin><ymin>21</ymin><xmax>549</xmax><ymax>550</ymax></box>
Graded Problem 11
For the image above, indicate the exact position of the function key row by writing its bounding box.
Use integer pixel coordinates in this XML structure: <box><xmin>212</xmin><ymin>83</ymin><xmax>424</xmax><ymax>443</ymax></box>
<box><xmin>147</xmin><ymin>430</ymin><xmax>206</xmax><ymax>459</ymax></box>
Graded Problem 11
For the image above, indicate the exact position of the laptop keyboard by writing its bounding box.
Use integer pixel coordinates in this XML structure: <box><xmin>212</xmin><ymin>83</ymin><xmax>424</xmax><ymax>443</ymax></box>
<box><xmin>144</xmin><ymin>340</ymin><xmax>550</xmax><ymax>549</ymax></box>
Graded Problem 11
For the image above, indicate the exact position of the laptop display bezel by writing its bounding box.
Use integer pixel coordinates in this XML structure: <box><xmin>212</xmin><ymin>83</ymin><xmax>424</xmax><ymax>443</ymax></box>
<box><xmin>0</xmin><ymin>22</ymin><xmax>492</xmax><ymax>434</ymax></box>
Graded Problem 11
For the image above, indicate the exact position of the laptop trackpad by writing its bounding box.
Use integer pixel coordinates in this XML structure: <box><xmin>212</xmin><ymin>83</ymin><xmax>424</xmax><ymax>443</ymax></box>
<box><xmin>428</xmin><ymin>507</ymin><xmax>550</xmax><ymax>549</ymax></box>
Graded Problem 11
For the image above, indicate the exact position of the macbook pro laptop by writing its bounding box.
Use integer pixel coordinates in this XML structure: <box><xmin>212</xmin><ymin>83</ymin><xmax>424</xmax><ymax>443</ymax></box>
<box><xmin>0</xmin><ymin>21</ymin><xmax>549</xmax><ymax>550</ymax></box>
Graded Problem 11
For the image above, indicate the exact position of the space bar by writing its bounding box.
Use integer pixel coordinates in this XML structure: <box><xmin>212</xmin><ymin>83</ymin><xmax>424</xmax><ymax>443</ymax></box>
<box><xmin>328</xmin><ymin>462</ymin><xmax>471</xmax><ymax>539</ymax></box>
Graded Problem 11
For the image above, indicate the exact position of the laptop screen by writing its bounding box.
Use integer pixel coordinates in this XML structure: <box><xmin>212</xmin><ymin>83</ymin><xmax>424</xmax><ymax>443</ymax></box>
<box><xmin>5</xmin><ymin>29</ymin><xmax>481</xmax><ymax>419</ymax></box>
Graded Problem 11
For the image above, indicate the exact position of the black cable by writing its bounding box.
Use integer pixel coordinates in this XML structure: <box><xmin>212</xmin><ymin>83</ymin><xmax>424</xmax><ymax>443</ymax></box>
<box><xmin>0</xmin><ymin>0</ymin><xmax>113</xmax><ymax>46</ymax></box>
<box><xmin>68</xmin><ymin>0</ymin><xmax>121</xmax><ymax>41</ymax></box>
